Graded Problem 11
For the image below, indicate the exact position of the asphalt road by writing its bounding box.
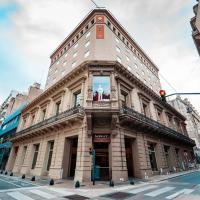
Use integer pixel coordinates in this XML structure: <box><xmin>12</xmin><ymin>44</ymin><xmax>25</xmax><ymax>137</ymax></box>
<box><xmin>95</xmin><ymin>171</ymin><xmax>200</xmax><ymax>200</ymax></box>
<box><xmin>0</xmin><ymin>171</ymin><xmax>200</xmax><ymax>199</ymax></box>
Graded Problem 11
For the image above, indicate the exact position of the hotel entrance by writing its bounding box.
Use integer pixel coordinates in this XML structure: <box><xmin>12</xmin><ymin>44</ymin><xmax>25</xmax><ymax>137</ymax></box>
<box><xmin>93</xmin><ymin>134</ymin><xmax>110</xmax><ymax>181</ymax></box>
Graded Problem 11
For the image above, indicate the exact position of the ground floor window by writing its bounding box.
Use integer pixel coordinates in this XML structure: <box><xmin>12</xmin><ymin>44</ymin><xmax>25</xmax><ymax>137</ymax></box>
<box><xmin>47</xmin><ymin>141</ymin><xmax>54</xmax><ymax>171</ymax></box>
<box><xmin>148</xmin><ymin>143</ymin><xmax>158</xmax><ymax>171</ymax></box>
<box><xmin>32</xmin><ymin>144</ymin><xmax>40</xmax><ymax>169</ymax></box>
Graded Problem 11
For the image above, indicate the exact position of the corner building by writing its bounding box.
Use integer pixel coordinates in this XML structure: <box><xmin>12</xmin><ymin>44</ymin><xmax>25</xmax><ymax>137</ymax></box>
<box><xmin>7</xmin><ymin>9</ymin><xmax>195</xmax><ymax>182</ymax></box>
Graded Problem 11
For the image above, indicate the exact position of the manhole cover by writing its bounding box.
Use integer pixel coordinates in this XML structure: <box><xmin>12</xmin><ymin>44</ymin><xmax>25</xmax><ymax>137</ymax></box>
<box><xmin>63</xmin><ymin>194</ymin><xmax>89</xmax><ymax>200</ymax></box>
<box><xmin>102</xmin><ymin>192</ymin><xmax>135</xmax><ymax>199</ymax></box>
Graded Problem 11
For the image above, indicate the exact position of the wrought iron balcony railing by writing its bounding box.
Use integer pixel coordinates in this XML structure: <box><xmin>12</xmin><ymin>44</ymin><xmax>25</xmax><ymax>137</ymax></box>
<box><xmin>120</xmin><ymin>107</ymin><xmax>195</xmax><ymax>146</ymax></box>
<box><xmin>15</xmin><ymin>106</ymin><xmax>84</xmax><ymax>138</ymax></box>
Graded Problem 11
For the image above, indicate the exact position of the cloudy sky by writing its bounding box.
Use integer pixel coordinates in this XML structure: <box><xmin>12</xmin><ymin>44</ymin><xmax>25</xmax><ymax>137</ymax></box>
<box><xmin>0</xmin><ymin>0</ymin><xmax>199</xmax><ymax>112</ymax></box>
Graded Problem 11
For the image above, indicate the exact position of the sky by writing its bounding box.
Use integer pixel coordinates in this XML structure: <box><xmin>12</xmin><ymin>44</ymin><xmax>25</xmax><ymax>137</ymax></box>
<box><xmin>0</xmin><ymin>0</ymin><xmax>199</xmax><ymax>112</ymax></box>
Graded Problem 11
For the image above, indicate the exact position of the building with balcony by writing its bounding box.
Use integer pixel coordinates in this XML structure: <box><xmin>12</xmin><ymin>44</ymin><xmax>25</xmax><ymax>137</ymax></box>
<box><xmin>0</xmin><ymin>83</ymin><xmax>42</xmax><ymax>170</ymax></box>
<box><xmin>191</xmin><ymin>0</ymin><xmax>200</xmax><ymax>55</ymax></box>
<box><xmin>0</xmin><ymin>103</ymin><xmax>27</xmax><ymax>170</ymax></box>
<box><xmin>169</xmin><ymin>96</ymin><xmax>200</xmax><ymax>147</ymax></box>
<box><xmin>6</xmin><ymin>9</ymin><xmax>195</xmax><ymax>183</ymax></box>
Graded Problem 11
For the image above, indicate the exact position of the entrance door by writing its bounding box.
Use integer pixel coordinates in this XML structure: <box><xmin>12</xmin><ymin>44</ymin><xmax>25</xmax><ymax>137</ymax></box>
<box><xmin>125</xmin><ymin>138</ymin><xmax>134</xmax><ymax>177</ymax></box>
<box><xmin>94</xmin><ymin>142</ymin><xmax>109</xmax><ymax>181</ymax></box>
<box><xmin>69</xmin><ymin>138</ymin><xmax>78</xmax><ymax>177</ymax></box>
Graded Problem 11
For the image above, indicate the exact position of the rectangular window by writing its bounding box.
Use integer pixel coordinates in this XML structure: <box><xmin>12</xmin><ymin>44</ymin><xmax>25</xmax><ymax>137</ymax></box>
<box><xmin>32</xmin><ymin>144</ymin><xmax>40</xmax><ymax>169</ymax></box>
<box><xmin>117</xmin><ymin>56</ymin><xmax>121</xmax><ymax>63</ymax></box>
<box><xmin>84</xmin><ymin>50</ymin><xmax>90</xmax><ymax>58</ymax></box>
<box><xmin>93</xmin><ymin>76</ymin><xmax>110</xmax><ymax>101</ymax></box>
<box><xmin>55</xmin><ymin>101</ymin><xmax>61</xmax><ymax>115</ymax></box>
<box><xmin>116</xmin><ymin>46</ymin><xmax>121</xmax><ymax>53</ymax></box>
<box><xmin>85</xmin><ymin>41</ymin><xmax>90</xmax><ymax>48</ymax></box>
<box><xmin>74</xmin><ymin>43</ymin><xmax>78</xmax><ymax>49</ymax></box>
<box><xmin>86</xmin><ymin>32</ymin><xmax>91</xmax><ymax>38</ymax></box>
<box><xmin>41</xmin><ymin>109</ymin><xmax>46</xmax><ymax>121</ymax></box>
<box><xmin>148</xmin><ymin>143</ymin><xmax>158</xmax><ymax>171</ymax></box>
<box><xmin>121</xmin><ymin>91</ymin><xmax>128</xmax><ymax>107</ymax></box>
<box><xmin>47</xmin><ymin>141</ymin><xmax>54</xmax><ymax>171</ymax></box>
<box><xmin>74</xmin><ymin>92</ymin><xmax>81</xmax><ymax>107</ymax></box>
<box><xmin>72</xmin><ymin>62</ymin><xmax>76</xmax><ymax>68</ymax></box>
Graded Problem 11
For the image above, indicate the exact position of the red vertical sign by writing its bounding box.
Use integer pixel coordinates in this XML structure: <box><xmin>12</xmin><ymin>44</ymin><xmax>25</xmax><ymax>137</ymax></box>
<box><xmin>96</xmin><ymin>15</ymin><xmax>104</xmax><ymax>39</ymax></box>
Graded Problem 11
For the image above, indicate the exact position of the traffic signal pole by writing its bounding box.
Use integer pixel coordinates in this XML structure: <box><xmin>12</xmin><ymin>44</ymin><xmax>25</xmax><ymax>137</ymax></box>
<box><xmin>166</xmin><ymin>93</ymin><xmax>200</xmax><ymax>98</ymax></box>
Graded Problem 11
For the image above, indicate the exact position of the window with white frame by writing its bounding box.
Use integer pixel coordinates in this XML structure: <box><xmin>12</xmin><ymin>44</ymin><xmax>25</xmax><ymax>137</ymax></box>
<box><xmin>115</xmin><ymin>37</ymin><xmax>119</xmax><ymax>43</ymax></box>
<box><xmin>74</xmin><ymin>43</ymin><xmax>78</xmax><ymax>49</ymax></box>
<box><xmin>56</xmin><ymin>61</ymin><xmax>59</xmax><ymax>65</ymax></box>
<box><xmin>126</xmin><ymin>56</ymin><xmax>130</xmax><ymax>61</ymax></box>
<box><xmin>73</xmin><ymin>52</ymin><xmax>77</xmax><ymax>58</ymax></box>
<box><xmin>86</xmin><ymin>32</ymin><xmax>91</xmax><ymax>38</ymax></box>
<box><xmin>72</xmin><ymin>62</ymin><xmax>76</xmax><ymax>68</ymax></box>
<box><xmin>63</xmin><ymin>61</ymin><xmax>67</xmax><ymax>66</ymax></box>
<box><xmin>64</xmin><ymin>53</ymin><xmax>68</xmax><ymax>58</ymax></box>
<box><xmin>84</xmin><ymin>50</ymin><xmax>90</xmax><ymax>58</ymax></box>
<box><xmin>85</xmin><ymin>41</ymin><xmax>90</xmax><ymax>48</ymax></box>
<box><xmin>116</xmin><ymin>46</ymin><xmax>121</xmax><ymax>53</ymax></box>
<box><xmin>117</xmin><ymin>56</ymin><xmax>121</xmax><ymax>63</ymax></box>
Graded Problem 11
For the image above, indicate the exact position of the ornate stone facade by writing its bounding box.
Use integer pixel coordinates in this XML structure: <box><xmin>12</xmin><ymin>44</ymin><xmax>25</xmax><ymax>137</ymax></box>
<box><xmin>6</xmin><ymin>9</ymin><xmax>195</xmax><ymax>183</ymax></box>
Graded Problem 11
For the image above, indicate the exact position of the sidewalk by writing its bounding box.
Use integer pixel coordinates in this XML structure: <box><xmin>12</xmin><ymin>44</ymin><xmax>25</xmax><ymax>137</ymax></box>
<box><xmin>51</xmin><ymin>168</ymin><xmax>200</xmax><ymax>189</ymax></box>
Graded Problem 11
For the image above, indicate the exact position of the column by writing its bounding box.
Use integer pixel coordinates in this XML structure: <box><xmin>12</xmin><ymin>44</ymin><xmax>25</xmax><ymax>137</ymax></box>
<box><xmin>134</xmin><ymin>133</ymin><xmax>150</xmax><ymax>178</ymax></box>
<box><xmin>46</xmin><ymin>99</ymin><xmax>55</xmax><ymax>118</ymax></box>
<box><xmin>149</xmin><ymin>101</ymin><xmax>157</xmax><ymax>121</ymax></box>
<box><xmin>131</xmin><ymin>88</ymin><xmax>141</xmax><ymax>112</ymax></box>
<box><xmin>6</xmin><ymin>147</ymin><xmax>16</xmax><ymax>172</ymax></box>
<box><xmin>86</xmin><ymin>72</ymin><xmax>93</xmax><ymax>108</ymax></box>
<box><xmin>49</xmin><ymin>133</ymin><xmax>65</xmax><ymax>179</ymax></box>
<box><xmin>111</xmin><ymin>128</ymin><xmax>128</xmax><ymax>181</ymax></box>
<box><xmin>111</xmin><ymin>72</ymin><xmax>118</xmax><ymax>109</ymax></box>
<box><xmin>33</xmin><ymin>139</ymin><xmax>48</xmax><ymax>176</ymax></box>
<box><xmin>155</xmin><ymin>142</ymin><xmax>168</xmax><ymax>173</ymax></box>
<box><xmin>35</xmin><ymin>107</ymin><xmax>42</xmax><ymax>123</ymax></box>
<box><xmin>80</xmin><ymin>81</ymin><xmax>85</xmax><ymax>107</ymax></box>
<box><xmin>12</xmin><ymin>146</ymin><xmax>24</xmax><ymax>173</ymax></box>
<box><xmin>74</xmin><ymin>126</ymin><xmax>92</xmax><ymax>183</ymax></box>
<box><xmin>20</xmin><ymin>144</ymin><xmax>34</xmax><ymax>175</ymax></box>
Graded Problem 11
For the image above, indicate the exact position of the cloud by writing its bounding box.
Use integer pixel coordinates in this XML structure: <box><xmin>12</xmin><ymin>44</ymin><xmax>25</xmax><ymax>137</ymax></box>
<box><xmin>0</xmin><ymin>0</ymin><xmax>199</xmax><ymax>113</ymax></box>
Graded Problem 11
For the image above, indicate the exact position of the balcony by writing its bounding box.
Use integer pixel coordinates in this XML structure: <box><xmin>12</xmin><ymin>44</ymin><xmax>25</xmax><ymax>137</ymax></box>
<box><xmin>12</xmin><ymin>107</ymin><xmax>85</xmax><ymax>141</ymax></box>
<box><xmin>119</xmin><ymin>107</ymin><xmax>195</xmax><ymax>147</ymax></box>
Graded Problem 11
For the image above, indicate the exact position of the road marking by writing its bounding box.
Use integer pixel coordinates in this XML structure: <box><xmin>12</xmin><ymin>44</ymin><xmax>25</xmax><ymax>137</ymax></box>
<box><xmin>166</xmin><ymin>189</ymin><xmax>194</xmax><ymax>199</ymax></box>
<box><xmin>0</xmin><ymin>186</ymin><xmax>44</xmax><ymax>193</ymax></box>
<box><xmin>129</xmin><ymin>185</ymin><xmax>158</xmax><ymax>194</ymax></box>
<box><xmin>0</xmin><ymin>178</ymin><xmax>22</xmax><ymax>188</ymax></box>
<box><xmin>30</xmin><ymin>189</ymin><xmax>56</xmax><ymax>199</ymax></box>
<box><xmin>145</xmin><ymin>186</ymin><xmax>175</xmax><ymax>197</ymax></box>
<box><xmin>46</xmin><ymin>187</ymin><xmax>75</xmax><ymax>195</ymax></box>
<box><xmin>7</xmin><ymin>192</ymin><xmax>34</xmax><ymax>200</ymax></box>
<box><xmin>114</xmin><ymin>185</ymin><xmax>136</xmax><ymax>191</ymax></box>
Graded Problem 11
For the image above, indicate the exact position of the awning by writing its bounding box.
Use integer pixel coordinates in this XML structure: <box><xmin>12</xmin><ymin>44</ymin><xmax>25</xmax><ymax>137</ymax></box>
<box><xmin>0</xmin><ymin>141</ymin><xmax>12</xmax><ymax>149</ymax></box>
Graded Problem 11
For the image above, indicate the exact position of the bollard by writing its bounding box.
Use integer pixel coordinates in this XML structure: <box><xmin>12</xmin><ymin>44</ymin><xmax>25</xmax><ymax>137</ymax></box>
<box><xmin>0</xmin><ymin>171</ymin><xmax>3</xmax><ymax>174</ymax></box>
<box><xmin>130</xmin><ymin>180</ymin><xmax>134</xmax><ymax>185</ymax></box>
<box><xmin>49</xmin><ymin>179</ymin><xmax>54</xmax><ymax>186</ymax></box>
<box><xmin>22</xmin><ymin>174</ymin><xmax>25</xmax><ymax>179</ymax></box>
<box><xmin>5</xmin><ymin>171</ymin><xmax>7</xmax><ymax>175</ymax></box>
<box><xmin>75</xmin><ymin>180</ymin><xmax>80</xmax><ymax>188</ymax></box>
<box><xmin>10</xmin><ymin>172</ymin><xmax>13</xmax><ymax>176</ymax></box>
<box><xmin>109</xmin><ymin>180</ymin><xmax>114</xmax><ymax>187</ymax></box>
<box><xmin>31</xmin><ymin>176</ymin><xmax>35</xmax><ymax>181</ymax></box>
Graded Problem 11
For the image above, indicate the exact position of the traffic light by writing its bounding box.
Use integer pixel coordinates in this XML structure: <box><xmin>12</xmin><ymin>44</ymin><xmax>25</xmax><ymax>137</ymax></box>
<box><xmin>159</xmin><ymin>90</ymin><xmax>166</xmax><ymax>102</ymax></box>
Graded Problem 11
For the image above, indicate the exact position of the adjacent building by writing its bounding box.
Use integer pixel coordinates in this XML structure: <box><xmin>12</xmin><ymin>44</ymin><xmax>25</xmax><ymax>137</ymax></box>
<box><xmin>169</xmin><ymin>96</ymin><xmax>200</xmax><ymax>147</ymax></box>
<box><xmin>191</xmin><ymin>0</ymin><xmax>200</xmax><ymax>55</ymax></box>
<box><xmin>6</xmin><ymin>9</ymin><xmax>195</xmax><ymax>183</ymax></box>
<box><xmin>0</xmin><ymin>83</ymin><xmax>42</xmax><ymax>170</ymax></box>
